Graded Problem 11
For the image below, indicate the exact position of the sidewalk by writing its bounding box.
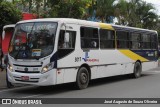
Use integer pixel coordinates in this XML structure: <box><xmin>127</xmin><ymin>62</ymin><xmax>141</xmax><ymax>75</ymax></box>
<box><xmin>0</xmin><ymin>69</ymin><xmax>7</xmax><ymax>90</ymax></box>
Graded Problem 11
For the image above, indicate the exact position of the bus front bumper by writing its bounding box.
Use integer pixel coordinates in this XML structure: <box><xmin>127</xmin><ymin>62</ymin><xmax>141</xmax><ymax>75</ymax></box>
<box><xmin>7</xmin><ymin>68</ymin><xmax>57</xmax><ymax>86</ymax></box>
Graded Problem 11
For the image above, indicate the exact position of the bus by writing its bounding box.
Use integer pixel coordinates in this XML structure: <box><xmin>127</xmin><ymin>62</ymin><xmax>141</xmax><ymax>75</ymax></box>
<box><xmin>2</xmin><ymin>24</ymin><xmax>15</xmax><ymax>54</ymax></box>
<box><xmin>6</xmin><ymin>18</ymin><xmax>158</xmax><ymax>89</ymax></box>
<box><xmin>1</xmin><ymin>25</ymin><xmax>15</xmax><ymax>71</ymax></box>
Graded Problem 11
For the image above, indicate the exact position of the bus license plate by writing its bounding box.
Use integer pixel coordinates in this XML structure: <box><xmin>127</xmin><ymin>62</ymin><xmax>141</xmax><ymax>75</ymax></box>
<box><xmin>21</xmin><ymin>76</ymin><xmax>29</xmax><ymax>81</ymax></box>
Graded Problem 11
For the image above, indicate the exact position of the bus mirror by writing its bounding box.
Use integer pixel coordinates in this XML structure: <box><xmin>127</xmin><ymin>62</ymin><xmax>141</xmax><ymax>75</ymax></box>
<box><xmin>64</xmin><ymin>32</ymin><xmax>70</xmax><ymax>43</ymax></box>
<box><xmin>2</xmin><ymin>31</ymin><xmax>5</xmax><ymax>40</ymax></box>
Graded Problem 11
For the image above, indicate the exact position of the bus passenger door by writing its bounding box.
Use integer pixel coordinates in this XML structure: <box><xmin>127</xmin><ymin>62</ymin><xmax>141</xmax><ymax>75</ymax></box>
<box><xmin>56</xmin><ymin>28</ymin><xmax>77</xmax><ymax>84</ymax></box>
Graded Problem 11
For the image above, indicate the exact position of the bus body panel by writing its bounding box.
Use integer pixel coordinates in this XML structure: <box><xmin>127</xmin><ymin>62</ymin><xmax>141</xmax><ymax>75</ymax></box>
<box><xmin>142</xmin><ymin>61</ymin><xmax>158</xmax><ymax>71</ymax></box>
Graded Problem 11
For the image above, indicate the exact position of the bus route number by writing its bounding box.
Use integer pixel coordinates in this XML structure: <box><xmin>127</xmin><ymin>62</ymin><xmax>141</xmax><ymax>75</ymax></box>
<box><xmin>75</xmin><ymin>57</ymin><xmax>81</xmax><ymax>62</ymax></box>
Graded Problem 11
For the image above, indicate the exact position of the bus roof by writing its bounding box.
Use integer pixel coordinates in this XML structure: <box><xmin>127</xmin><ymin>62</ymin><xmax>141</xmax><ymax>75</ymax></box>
<box><xmin>112</xmin><ymin>24</ymin><xmax>157</xmax><ymax>34</ymax></box>
<box><xmin>17</xmin><ymin>18</ymin><xmax>100</xmax><ymax>27</ymax></box>
<box><xmin>17</xmin><ymin>18</ymin><xmax>157</xmax><ymax>34</ymax></box>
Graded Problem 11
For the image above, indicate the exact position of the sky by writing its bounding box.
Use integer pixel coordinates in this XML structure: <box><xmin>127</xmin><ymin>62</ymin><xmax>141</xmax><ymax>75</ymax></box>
<box><xmin>143</xmin><ymin>0</ymin><xmax>160</xmax><ymax>15</ymax></box>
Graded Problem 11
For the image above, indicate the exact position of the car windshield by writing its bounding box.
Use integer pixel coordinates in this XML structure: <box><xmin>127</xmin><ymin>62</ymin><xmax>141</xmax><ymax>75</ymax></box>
<box><xmin>9</xmin><ymin>22</ymin><xmax>57</xmax><ymax>59</ymax></box>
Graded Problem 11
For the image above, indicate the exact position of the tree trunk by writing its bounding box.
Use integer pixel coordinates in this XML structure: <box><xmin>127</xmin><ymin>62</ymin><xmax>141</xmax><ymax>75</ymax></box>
<box><xmin>36</xmin><ymin>3</ymin><xmax>40</xmax><ymax>18</ymax></box>
<box><xmin>101</xmin><ymin>17</ymin><xmax>105</xmax><ymax>23</ymax></box>
<box><xmin>68</xmin><ymin>1</ymin><xmax>73</xmax><ymax>18</ymax></box>
<box><xmin>44</xmin><ymin>0</ymin><xmax>47</xmax><ymax>11</ymax></box>
<box><xmin>29</xmin><ymin>0</ymin><xmax>32</xmax><ymax>13</ymax></box>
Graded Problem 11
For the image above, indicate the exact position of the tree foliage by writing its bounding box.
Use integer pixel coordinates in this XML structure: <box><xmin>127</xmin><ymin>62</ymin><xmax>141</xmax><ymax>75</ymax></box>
<box><xmin>96</xmin><ymin>0</ymin><xmax>116</xmax><ymax>22</ymax></box>
<box><xmin>48</xmin><ymin>0</ymin><xmax>90</xmax><ymax>19</ymax></box>
<box><xmin>115</xmin><ymin>0</ymin><xmax>159</xmax><ymax>29</ymax></box>
<box><xmin>1</xmin><ymin>0</ymin><xmax>160</xmax><ymax>33</ymax></box>
<box><xmin>0</xmin><ymin>1</ymin><xmax>22</xmax><ymax>34</ymax></box>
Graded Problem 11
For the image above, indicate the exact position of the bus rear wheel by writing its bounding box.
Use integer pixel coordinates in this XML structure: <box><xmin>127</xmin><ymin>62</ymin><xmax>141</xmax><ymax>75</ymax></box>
<box><xmin>132</xmin><ymin>62</ymin><xmax>142</xmax><ymax>78</ymax></box>
<box><xmin>76</xmin><ymin>67</ymin><xmax>89</xmax><ymax>90</ymax></box>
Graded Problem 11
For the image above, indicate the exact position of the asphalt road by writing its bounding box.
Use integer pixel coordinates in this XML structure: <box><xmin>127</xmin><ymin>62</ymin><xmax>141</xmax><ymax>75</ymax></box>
<box><xmin>0</xmin><ymin>67</ymin><xmax>160</xmax><ymax>107</ymax></box>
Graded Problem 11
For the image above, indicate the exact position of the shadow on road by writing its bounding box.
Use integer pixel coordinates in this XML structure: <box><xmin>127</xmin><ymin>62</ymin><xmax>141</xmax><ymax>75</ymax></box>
<box><xmin>10</xmin><ymin>72</ymin><xmax>154</xmax><ymax>96</ymax></box>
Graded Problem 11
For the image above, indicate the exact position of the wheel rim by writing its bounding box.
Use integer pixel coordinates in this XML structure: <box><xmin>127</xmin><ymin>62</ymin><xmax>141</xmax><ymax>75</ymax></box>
<box><xmin>80</xmin><ymin>72</ymin><xmax>88</xmax><ymax>84</ymax></box>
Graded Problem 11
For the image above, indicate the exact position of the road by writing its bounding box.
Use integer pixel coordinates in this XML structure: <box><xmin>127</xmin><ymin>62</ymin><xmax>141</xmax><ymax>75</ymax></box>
<box><xmin>0</xmin><ymin>68</ymin><xmax>160</xmax><ymax>107</ymax></box>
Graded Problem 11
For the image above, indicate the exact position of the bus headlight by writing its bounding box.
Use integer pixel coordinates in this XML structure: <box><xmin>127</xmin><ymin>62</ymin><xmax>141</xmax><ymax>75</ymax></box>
<box><xmin>41</xmin><ymin>62</ymin><xmax>54</xmax><ymax>74</ymax></box>
<box><xmin>8</xmin><ymin>63</ymin><xmax>13</xmax><ymax>72</ymax></box>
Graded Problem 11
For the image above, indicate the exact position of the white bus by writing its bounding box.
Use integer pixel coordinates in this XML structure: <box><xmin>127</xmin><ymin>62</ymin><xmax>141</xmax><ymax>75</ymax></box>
<box><xmin>7</xmin><ymin>18</ymin><xmax>158</xmax><ymax>89</ymax></box>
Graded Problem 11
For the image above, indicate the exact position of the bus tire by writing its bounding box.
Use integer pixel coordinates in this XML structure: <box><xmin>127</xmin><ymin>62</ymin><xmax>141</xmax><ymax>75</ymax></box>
<box><xmin>76</xmin><ymin>67</ymin><xmax>89</xmax><ymax>90</ymax></box>
<box><xmin>132</xmin><ymin>62</ymin><xmax>142</xmax><ymax>78</ymax></box>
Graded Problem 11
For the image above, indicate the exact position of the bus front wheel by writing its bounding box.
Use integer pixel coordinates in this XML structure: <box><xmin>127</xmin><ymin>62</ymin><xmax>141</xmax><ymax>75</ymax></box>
<box><xmin>6</xmin><ymin>70</ymin><xmax>14</xmax><ymax>88</ymax></box>
<box><xmin>76</xmin><ymin>67</ymin><xmax>89</xmax><ymax>90</ymax></box>
<box><xmin>132</xmin><ymin>62</ymin><xmax>142</xmax><ymax>78</ymax></box>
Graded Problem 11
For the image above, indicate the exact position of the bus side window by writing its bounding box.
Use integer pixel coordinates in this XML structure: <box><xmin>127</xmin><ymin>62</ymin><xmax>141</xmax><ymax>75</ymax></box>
<box><xmin>58</xmin><ymin>30</ymin><xmax>76</xmax><ymax>59</ymax></box>
<box><xmin>80</xmin><ymin>27</ymin><xmax>99</xmax><ymax>49</ymax></box>
<box><xmin>141</xmin><ymin>34</ymin><xmax>151</xmax><ymax>49</ymax></box>
<box><xmin>151</xmin><ymin>34</ymin><xmax>157</xmax><ymax>49</ymax></box>
<box><xmin>116</xmin><ymin>31</ymin><xmax>129</xmax><ymax>49</ymax></box>
<box><xmin>100</xmin><ymin>29</ymin><xmax>115</xmax><ymax>49</ymax></box>
<box><xmin>130</xmin><ymin>33</ymin><xmax>141</xmax><ymax>49</ymax></box>
<box><xmin>58</xmin><ymin>30</ymin><xmax>76</xmax><ymax>49</ymax></box>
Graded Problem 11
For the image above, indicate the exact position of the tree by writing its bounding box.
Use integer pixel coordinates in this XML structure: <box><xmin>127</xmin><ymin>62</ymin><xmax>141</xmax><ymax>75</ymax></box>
<box><xmin>114</xmin><ymin>0</ymin><xmax>129</xmax><ymax>25</ymax></box>
<box><xmin>48</xmin><ymin>0</ymin><xmax>90</xmax><ymax>19</ymax></box>
<box><xmin>10</xmin><ymin>0</ymin><xmax>92</xmax><ymax>19</ymax></box>
<box><xmin>0</xmin><ymin>0</ymin><xmax>3</xmax><ymax>3</ymax></box>
<box><xmin>28</xmin><ymin>0</ymin><xmax>32</xmax><ymax>13</ymax></box>
<box><xmin>96</xmin><ymin>0</ymin><xmax>116</xmax><ymax>22</ymax></box>
<box><xmin>115</xmin><ymin>0</ymin><xmax>158</xmax><ymax>29</ymax></box>
<box><xmin>82</xmin><ymin>0</ymin><xmax>97</xmax><ymax>20</ymax></box>
<box><xmin>0</xmin><ymin>1</ymin><xmax>22</xmax><ymax>34</ymax></box>
<box><xmin>136</xmin><ymin>1</ymin><xmax>158</xmax><ymax>29</ymax></box>
<box><xmin>33</xmin><ymin>0</ymin><xmax>43</xmax><ymax>18</ymax></box>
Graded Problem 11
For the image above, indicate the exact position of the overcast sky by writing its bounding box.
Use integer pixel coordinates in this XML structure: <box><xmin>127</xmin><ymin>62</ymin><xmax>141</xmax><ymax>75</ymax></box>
<box><xmin>143</xmin><ymin>0</ymin><xmax>160</xmax><ymax>15</ymax></box>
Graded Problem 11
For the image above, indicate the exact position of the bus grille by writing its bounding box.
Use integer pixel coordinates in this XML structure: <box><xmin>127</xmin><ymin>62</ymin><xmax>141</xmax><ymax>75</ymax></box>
<box><xmin>15</xmin><ymin>79</ymin><xmax>39</xmax><ymax>83</ymax></box>
<box><xmin>15</xmin><ymin>70</ymin><xmax>40</xmax><ymax>73</ymax></box>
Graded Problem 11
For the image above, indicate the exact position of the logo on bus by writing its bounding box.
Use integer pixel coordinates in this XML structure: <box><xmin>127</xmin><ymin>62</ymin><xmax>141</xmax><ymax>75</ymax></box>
<box><xmin>82</xmin><ymin>52</ymin><xmax>89</xmax><ymax>62</ymax></box>
<box><xmin>82</xmin><ymin>52</ymin><xmax>99</xmax><ymax>62</ymax></box>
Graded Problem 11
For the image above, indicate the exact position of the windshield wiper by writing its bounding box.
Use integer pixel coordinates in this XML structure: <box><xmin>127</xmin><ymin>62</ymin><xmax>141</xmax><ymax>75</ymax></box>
<box><xmin>14</xmin><ymin>44</ymin><xmax>25</xmax><ymax>59</ymax></box>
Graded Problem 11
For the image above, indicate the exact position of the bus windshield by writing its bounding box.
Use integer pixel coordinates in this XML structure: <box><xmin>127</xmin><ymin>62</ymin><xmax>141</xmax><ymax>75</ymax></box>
<box><xmin>9</xmin><ymin>22</ymin><xmax>57</xmax><ymax>59</ymax></box>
